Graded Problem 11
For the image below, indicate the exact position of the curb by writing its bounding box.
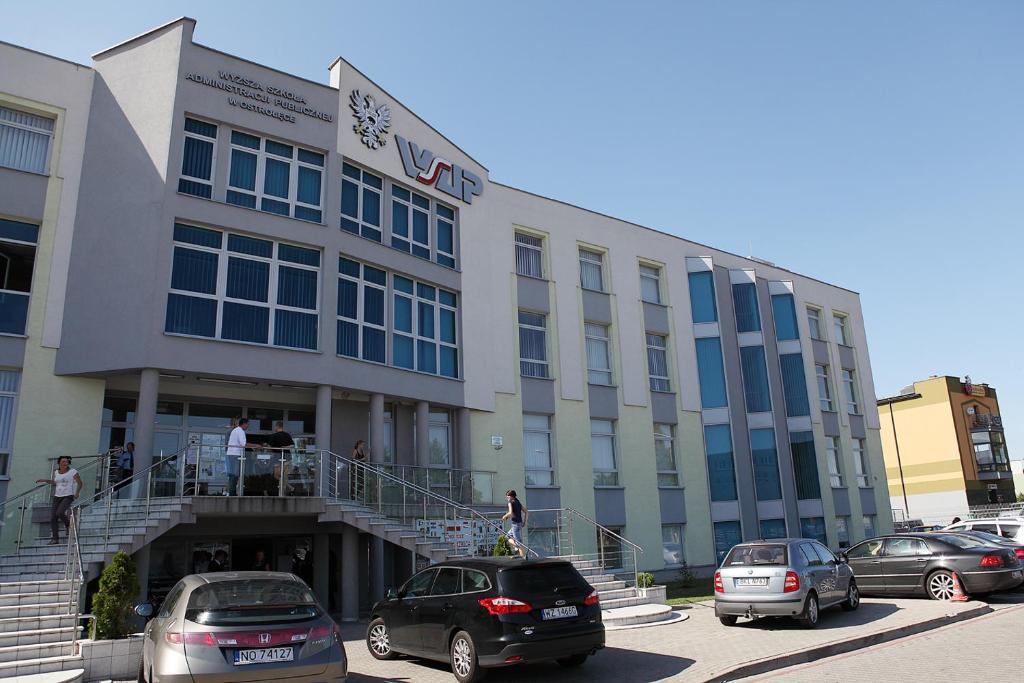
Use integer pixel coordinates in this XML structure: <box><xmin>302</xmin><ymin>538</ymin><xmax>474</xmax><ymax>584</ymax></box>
<box><xmin>605</xmin><ymin>610</ymin><xmax>689</xmax><ymax>631</ymax></box>
<box><xmin>703</xmin><ymin>603</ymin><xmax>993</xmax><ymax>682</ymax></box>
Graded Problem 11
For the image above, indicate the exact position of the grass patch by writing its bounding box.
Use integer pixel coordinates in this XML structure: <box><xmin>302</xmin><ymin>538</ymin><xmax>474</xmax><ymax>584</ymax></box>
<box><xmin>664</xmin><ymin>578</ymin><xmax>715</xmax><ymax>605</ymax></box>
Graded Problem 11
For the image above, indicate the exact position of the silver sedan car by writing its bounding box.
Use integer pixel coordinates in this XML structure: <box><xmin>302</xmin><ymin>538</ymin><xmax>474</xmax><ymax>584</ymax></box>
<box><xmin>714</xmin><ymin>539</ymin><xmax>859</xmax><ymax>628</ymax></box>
<box><xmin>136</xmin><ymin>572</ymin><xmax>347</xmax><ymax>683</ymax></box>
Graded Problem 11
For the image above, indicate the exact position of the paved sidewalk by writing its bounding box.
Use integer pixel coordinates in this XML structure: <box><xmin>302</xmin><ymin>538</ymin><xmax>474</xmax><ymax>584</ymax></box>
<box><xmin>337</xmin><ymin>596</ymin><xmax>990</xmax><ymax>682</ymax></box>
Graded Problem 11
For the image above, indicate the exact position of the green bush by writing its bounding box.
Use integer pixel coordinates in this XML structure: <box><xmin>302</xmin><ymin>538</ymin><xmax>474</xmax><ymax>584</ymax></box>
<box><xmin>677</xmin><ymin>560</ymin><xmax>697</xmax><ymax>588</ymax></box>
<box><xmin>637</xmin><ymin>572</ymin><xmax>655</xmax><ymax>589</ymax></box>
<box><xmin>492</xmin><ymin>534</ymin><xmax>513</xmax><ymax>557</ymax></box>
<box><xmin>91</xmin><ymin>550</ymin><xmax>138</xmax><ymax>640</ymax></box>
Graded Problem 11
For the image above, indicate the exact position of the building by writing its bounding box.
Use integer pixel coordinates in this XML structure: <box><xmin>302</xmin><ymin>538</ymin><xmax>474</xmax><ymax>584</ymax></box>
<box><xmin>879</xmin><ymin>375</ymin><xmax>1014</xmax><ymax>524</ymax></box>
<box><xmin>1011</xmin><ymin>460</ymin><xmax>1024</xmax><ymax>503</ymax></box>
<box><xmin>0</xmin><ymin>17</ymin><xmax>890</xmax><ymax>612</ymax></box>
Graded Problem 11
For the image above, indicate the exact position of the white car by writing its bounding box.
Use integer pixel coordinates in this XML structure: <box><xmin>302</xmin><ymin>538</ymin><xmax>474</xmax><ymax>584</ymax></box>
<box><xmin>943</xmin><ymin>516</ymin><xmax>1024</xmax><ymax>544</ymax></box>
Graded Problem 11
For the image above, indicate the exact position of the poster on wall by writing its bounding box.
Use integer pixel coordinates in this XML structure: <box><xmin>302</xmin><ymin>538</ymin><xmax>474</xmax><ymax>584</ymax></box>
<box><xmin>415</xmin><ymin>519</ymin><xmax>501</xmax><ymax>555</ymax></box>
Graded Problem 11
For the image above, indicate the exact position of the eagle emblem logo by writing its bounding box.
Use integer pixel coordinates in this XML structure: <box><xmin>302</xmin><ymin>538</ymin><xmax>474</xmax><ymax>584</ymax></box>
<box><xmin>350</xmin><ymin>90</ymin><xmax>391</xmax><ymax>150</ymax></box>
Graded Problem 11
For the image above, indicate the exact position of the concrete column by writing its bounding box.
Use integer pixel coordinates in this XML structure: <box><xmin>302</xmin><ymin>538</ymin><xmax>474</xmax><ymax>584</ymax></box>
<box><xmin>415</xmin><ymin>401</ymin><xmax>430</xmax><ymax>467</ymax></box>
<box><xmin>315</xmin><ymin>385</ymin><xmax>333</xmax><ymax>454</ymax></box>
<box><xmin>369</xmin><ymin>394</ymin><xmax>385</xmax><ymax>464</ymax></box>
<box><xmin>313</xmin><ymin>533</ymin><xmax>329</xmax><ymax>605</ymax></box>
<box><xmin>341</xmin><ymin>525</ymin><xmax>359</xmax><ymax>622</ymax></box>
<box><xmin>456</xmin><ymin>408</ymin><xmax>471</xmax><ymax>471</ymax></box>
<box><xmin>133</xmin><ymin>369</ymin><xmax>159</xmax><ymax>498</ymax></box>
<box><xmin>370</xmin><ymin>536</ymin><xmax>385</xmax><ymax>603</ymax></box>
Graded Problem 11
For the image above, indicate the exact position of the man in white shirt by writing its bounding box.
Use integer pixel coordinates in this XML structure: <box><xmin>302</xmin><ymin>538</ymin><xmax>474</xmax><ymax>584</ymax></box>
<box><xmin>226</xmin><ymin>418</ymin><xmax>258</xmax><ymax>496</ymax></box>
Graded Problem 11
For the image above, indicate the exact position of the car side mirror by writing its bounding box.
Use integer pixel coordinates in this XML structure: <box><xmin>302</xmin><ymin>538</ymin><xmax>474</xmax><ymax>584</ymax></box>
<box><xmin>386</xmin><ymin>588</ymin><xmax>398</xmax><ymax>601</ymax></box>
<box><xmin>135</xmin><ymin>602</ymin><xmax>154</xmax><ymax>618</ymax></box>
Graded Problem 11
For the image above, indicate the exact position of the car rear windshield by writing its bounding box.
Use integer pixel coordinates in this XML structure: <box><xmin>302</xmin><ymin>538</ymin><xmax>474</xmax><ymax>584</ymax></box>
<box><xmin>724</xmin><ymin>545</ymin><xmax>788</xmax><ymax>566</ymax></box>
<box><xmin>498</xmin><ymin>564</ymin><xmax>589</xmax><ymax>596</ymax></box>
<box><xmin>930</xmin><ymin>534</ymin><xmax>989</xmax><ymax>550</ymax></box>
<box><xmin>185</xmin><ymin>579</ymin><xmax>320</xmax><ymax>626</ymax></box>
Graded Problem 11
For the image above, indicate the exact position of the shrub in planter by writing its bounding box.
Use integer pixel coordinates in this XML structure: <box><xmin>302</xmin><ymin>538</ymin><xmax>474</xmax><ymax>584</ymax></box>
<box><xmin>492</xmin><ymin>534</ymin><xmax>512</xmax><ymax>557</ymax></box>
<box><xmin>637</xmin><ymin>572</ymin><xmax>655</xmax><ymax>589</ymax></box>
<box><xmin>91</xmin><ymin>550</ymin><xmax>138</xmax><ymax>640</ymax></box>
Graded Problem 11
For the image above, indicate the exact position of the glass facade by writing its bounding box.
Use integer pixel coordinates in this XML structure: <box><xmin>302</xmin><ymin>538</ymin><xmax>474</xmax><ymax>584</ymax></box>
<box><xmin>714</xmin><ymin>521</ymin><xmax>742</xmax><ymax>563</ymax></box>
<box><xmin>705</xmin><ymin>424</ymin><xmax>737</xmax><ymax>501</ymax></box>
<box><xmin>732</xmin><ymin>282</ymin><xmax>761</xmax><ymax>332</ymax></box>
<box><xmin>800</xmin><ymin>517</ymin><xmax>827</xmax><ymax>545</ymax></box>
<box><xmin>779</xmin><ymin>353</ymin><xmax>811</xmax><ymax>417</ymax></box>
<box><xmin>760</xmin><ymin>518</ymin><xmax>786</xmax><ymax>540</ymax></box>
<box><xmin>770</xmin><ymin>293</ymin><xmax>799</xmax><ymax>341</ymax></box>
<box><xmin>695</xmin><ymin>337</ymin><xmax>728</xmax><ymax>408</ymax></box>
<box><xmin>751</xmin><ymin>428</ymin><xmax>782</xmax><ymax>501</ymax></box>
<box><xmin>688</xmin><ymin>271</ymin><xmax>717</xmax><ymax>323</ymax></box>
<box><xmin>791</xmin><ymin>431</ymin><xmax>822</xmax><ymax>500</ymax></box>
<box><xmin>739</xmin><ymin>345</ymin><xmax>772</xmax><ymax>413</ymax></box>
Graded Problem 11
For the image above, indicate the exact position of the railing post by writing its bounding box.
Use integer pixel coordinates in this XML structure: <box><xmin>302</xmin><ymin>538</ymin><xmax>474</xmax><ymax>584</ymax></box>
<box><xmin>146</xmin><ymin>470</ymin><xmax>152</xmax><ymax>519</ymax></box>
<box><xmin>278</xmin><ymin>452</ymin><xmax>287</xmax><ymax>497</ymax></box>
<box><xmin>237</xmin><ymin>453</ymin><xmax>246</xmax><ymax>496</ymax></box>
<box><xmin>15</xmin><ymin>501</ymin><xmax>27</xmax><ymax>555</ymax></box>
<box><xmin>104</xmin><ymin>489</ymin><xmax>112</xmax><ymax>544</ymax></box>
<box><xmin>193</xmin><ymin>447</ymin><xmax>201</xmax><ymax>496</ymax></box>
<box><xmin>377</xmin><ymin>473</ymin><xmax>382</xmax><ymax>514</ymax></box>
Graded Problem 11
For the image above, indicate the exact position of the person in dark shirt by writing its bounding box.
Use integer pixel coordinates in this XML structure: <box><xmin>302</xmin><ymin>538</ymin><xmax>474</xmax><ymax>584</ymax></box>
<box><xmin>208</xmin><ymin>549</ymin><xmax>228</xmax><ymax>572</ymax></box>
<box><xmin>269</xmin><ymin>421</ymin><xmax>295</xmax><ymax>495</ymax></box>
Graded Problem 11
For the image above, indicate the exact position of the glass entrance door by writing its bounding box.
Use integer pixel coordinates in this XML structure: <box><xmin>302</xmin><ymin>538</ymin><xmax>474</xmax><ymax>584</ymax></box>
<box><xmin>186</xmin><ymin>431</ymin><xmax>229</xmax><ymax>495</ymax></box>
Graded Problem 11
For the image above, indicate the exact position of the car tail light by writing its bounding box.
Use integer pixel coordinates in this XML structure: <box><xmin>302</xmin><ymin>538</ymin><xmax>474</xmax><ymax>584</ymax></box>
<box><xmin>165</xmin><ymin>632</ymin><xmax>217</xmax><ymax>647</ymax></box>
<box><xmin>980</xmin><ymin>554</ymin><xmax>1003</xmax><ymax>568</ymax></box>
<box><xmin>168</xmin><ymin>627</ymin><xmax>317</xmax><ymax>648</ymax></box>
<box><xmin>478</xmin><ymin>596</ymin><xmax>533</xmax><ymax>615</ymax></box>
<box><xmin>583</xmin><ymin>589</ymin><xmax>600</xmax><ymax>606</ymax></box>
<box><xmin>784</xmin><ymin>571</ymin><xmax>800</xmax><ymax>593</ymax></box>
<box><xmin>713</xmin><ymin>571</ymin><xmax>723</xmax><ymax>593</ymax></box>
<box><xmin>1014</xmin><ymin>548</ymin><xmax>1024</xmax><ymax>562</ymax></box>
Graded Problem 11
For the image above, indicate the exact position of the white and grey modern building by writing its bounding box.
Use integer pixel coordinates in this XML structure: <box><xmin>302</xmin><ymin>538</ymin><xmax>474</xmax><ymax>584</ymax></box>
<box><xmin>0</xmin><ymin>18</ymin><xmax>891</xmax><ymax>612</ymax></box>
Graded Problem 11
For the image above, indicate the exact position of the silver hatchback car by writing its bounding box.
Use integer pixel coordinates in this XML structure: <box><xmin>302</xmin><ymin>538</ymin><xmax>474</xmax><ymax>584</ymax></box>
<box><xmin>714</xmin><ymin>539</ymin><xmax>859</xmax><ymax>628</ymax></box>
<box><xmin>136</xmin><ymin>572</ymin><xmax>347</xmax><ymax>683</ymax></box>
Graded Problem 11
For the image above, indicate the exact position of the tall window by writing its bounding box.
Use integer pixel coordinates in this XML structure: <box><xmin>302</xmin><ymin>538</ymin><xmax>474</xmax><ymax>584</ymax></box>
<box><xmin>515</xmin><ymin>232</ymin><xmax>544</xmax><ymax>278</ymax></box>
<box><xmin>836</xmin><ymin>516</ymin><xmax>851</xmax><ymax>548</ymax></box>
<box><xmin>639</xmin><ymin>265</ymin><xmax>662</xmax><ymax>304</ymax></box>
<box><xmin>591</xmin><ymin>419</ymin><xmax>618</xmax><ymax>486</ymax></box>
<box><xmin>178</xmin><ymin>117</ymin><xmax>217</xmax><ymax>199</ymax></box>
<box><xmin>0</xmin><ymin>106</ymin><xmax>54</xmax><ymax>175</ymax></box>
<box><xmin>853</xmin><ymin>438</ymin><xmax>870</xmax><ymax>487</ymax></box>
<box><xmin>523</xmin><ymin>414</ymin><xmax>554</xmax><ymax>486</ymax></box>
<box><xmin>390</xmin><ymin>272</ymin><xmax>458</xmax><ymax>377</ymax></box>
<box><xmin>428</xmin><ymin>409</ymin><xmax>451</xmax><ymax>466</ymax></box>
<box><xmin>688</xmin><ymin>271</ymin><xmax>718</xmax><ymax>323</ymax></box>
<box><xmin>518</xmin><ymin>311</ymin><xmax>548</xmax><ymax>378</ymax></box>
<box><xmin>800</xmin><ymin>517</ymin><xmax>827</xmax><ymax>545</ymax></box>
<box><xmin>585</xmin><ymin>323</ymin><xmax>612</xmax><ymax>385</ymax></box>
<box><xmin>0</xmin><ymin>371</ymin><xmax>20</xmax><ymax>476</ymax></box>
<box><xmin>0</xmin><ymin>218</ymin><xmax>38</xmax><ymax>336</ymax></box>
<box><xmin>739</xmin><ymin>346</ymin><xmax>772</xmax><ymax>412</ymax></box>
<box><xmin>841</xmin><ymin>369</ymin><xmax>859</xmax><ymax>414</ymax></box>
<box><xmin>779</xmin><ymin>353</ymin><xmax>810</xmax><ymax>417</ymax></box>
<box><xmin>826</xmin><ymin>436</ymin><xmax>843</xmax><ymax>487</ymax></box>
<box><xmin>770</xmin><ymin>293</ymin><xmax>799</xmax><ymax>341</ymax></box>
<box><xmin>579</xmin><ymin>248</ymin><xmax>605</xmax><ymax>291</ymax></box>
<box><xmin>760</xmin><ymin>518</ymin><xmax>786</xmax><ymax>539</ymax></box>
<box><xmin>646</xmin><ymin>334</ymin><xmax>670</xmax><ymax>392</ymax></box>
<box><xmin>732</xmin><ymin>282</ymin><xmax>761</xmax><ymax>332</ymax></box>
<box><xmin>337</xmin><ymin>258</ymin><xmax>386</xmax><ymax>363</ymax></box>
<box><xmin>816</xmin><ymin>364</ymin><xmax>834</xmax><ymax>412</ymax></box>
<box><xmin>662</xmin><ymin>525</ymin><xmax>684</xmax><ymax>567</ymax></box>
<box><xmin>714</xmin><ymin>521</ymin><xmax>742</xmax><ymax>563</ymax></box>
<box><xmin>227</xmin><ymin>131</ymin><xmax>324</xmax><ymax>222</ymax></box>
<box><xmin>862</xmin><ymin>515</ymin><xmax>876</xmax><ymax>539</ymax></box>
<box><xmin>751</xmin><ymin>428</ymin><xmax>782</xmax><ymax>501</ymax></box>
<box><xmin>705</xmin><ymin>424</ymin><xmax>737</xmax><ymax>502</ymax></box>
<box><xmin>654</xmin><ymin>423</ymin><xmax>678</xmax><ymax>487</ymax></box>
<box><xmin>695</xmin><ymin>338</ymin><xmax>728</xmax><ymax>409</ymax></box>
<box><xmin>341</xmin><ymin>163</ymin><xmax>383</xmax><ymax>241</ymax></box>
<box><xmin>806</xmin><ymin>307</ymin><xmax>822</xmax><ymax>340</ymax></box>
<box><xmin>833</xmin><ymin>313</ymin><xmax>850</xmax><ymax>346</ymax></box>
<box><xmin>165</xmin><ymin>224</ymin><xmax>320</xmax><ymax>350</ymax></box>
<box><xmin>791</xmin><ymin>431</ymin><xmax>821</xmax><ymax>500</ymax></box>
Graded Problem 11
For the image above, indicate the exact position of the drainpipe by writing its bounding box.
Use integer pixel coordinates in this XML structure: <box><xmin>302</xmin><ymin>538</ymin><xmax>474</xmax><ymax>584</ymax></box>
<box><xmin>888</xmin><ymin>402</ymin><xmax>910</xmax><ymax>517</ymax></box>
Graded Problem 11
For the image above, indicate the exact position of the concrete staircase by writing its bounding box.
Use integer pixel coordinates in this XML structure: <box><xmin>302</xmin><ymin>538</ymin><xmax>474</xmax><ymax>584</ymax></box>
<box><xmin>559</xmin><ymin>555</ymin><xmax>680</xmax><ymax>629</ymax></box>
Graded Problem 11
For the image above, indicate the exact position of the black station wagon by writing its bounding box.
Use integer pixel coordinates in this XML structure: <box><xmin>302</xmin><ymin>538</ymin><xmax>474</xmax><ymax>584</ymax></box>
<box><xmin>365</xmin><ymin>557</ymin><xmax>604</xmax><ymax>682</ymax></box>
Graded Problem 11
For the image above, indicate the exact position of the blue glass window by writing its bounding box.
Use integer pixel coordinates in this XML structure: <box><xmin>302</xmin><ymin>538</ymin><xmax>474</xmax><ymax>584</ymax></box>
<box><xmin>181</xmin><ymin>137</ymin><xmax>213</xmax><ymax>183</ymax></box>
<box><xmin>226</xmin><ymin>190</ymin><xmax>257</xmax><ymax>209</ymax></box>
<box><xmin>688</xmin><ymin>271</ymin><xmax>717</xmax><ymax>323</ymax></box>
<box><xmin>800</xmin><ymin>517</ymin><xmax>827</xmax><ymax>545</ymax></box>
<box><xmin>751</xmin><ymin>428</ymin><xmax>782</xmax><ymax>500</ymax></box>
<box><xmin>338</xmin><ymin>280</ymin><xmax>357</xmax><ymax>319</ymax></box>
<box><xmin>171</xmin><ymin>248</ymin><xmax>217</xmax><ymax>294</ymax></box>
<box><xmin>439</xmin><ymin>308</ymin><xmax>456</xmax><ymax>344</ymax></box>
<box><xmin>297</xmin><ymin>167</ymin><xmax>321</xmax><ymax>207</ymax></box>
<box><xmin>0</xmin><ymin>292</ymin><xmax>29</xmax><ymax>335</ymax></box>
<box><xmin>791</xmin><ymin>432</ymin><xmax>821</xmax><ymax>500</ymax></box>
<box><xmin>440</xmin><ymin>346</ymin><xmax>458</xmax><ymax>378</ymax></box>
<box><xmin>227</xmin><ymin>234</ymin><xmax>272</xmax><ymax>258</ymax></box>
<box><xmin>363</xmin><ymin>266</ymin><xmax>386</xmax><ymax>286</ymax></box>
<box><xmin>363</xmin><ymin>287</ymin><xmax>384</xmax><ymax>326</ymax></box>
<box><xmin>732</xmin><ymin>283</ymin><xmax>761</xmax><ymax>332</ymax></box>
<box><xmin>760</xmin><ymin>519</ymin><xmax>786</xmax><ymax>540</ymax></box>
<box><xmin>263</xmin><ymin>158</ymin><xmax>290</xmax><ymax>199</ymax></box>
<box><xmin>339</xmin><ymin>258</ymin><xmax>360</xmax><ymax>278</ymax></box>
<box><xmin>394</xmin><ymin>275</ymin><xmax>414</xmax><ymax>294</ymax></box>
<box><xmin>393</xmin><ymin>335</ymin><xmax>414</xmax><ymax>369</ymax></box>
<box><xmin>221</xmin><ymin>302</ymin><xmax>269</xmax><ymax>343</ymax></box>
<box><xmin>0</xmin><ymin>219</ymin><xmax>38</xmax><ymax>244</ymax></box>
<box><xmin>417</xmin><ymin>340</ymin><xmax>437</xmax><ymax>373</ymax></box>
<box><xmin>714</xmin><ymin>521</ymin><xmax>742</xmax><ymax>564</ymax></box>
<box><xmin>740</xmin><ymin>345</ymin><xmax>772</xmax><ymax>413</ymax></box>
<box><xmin>274</xmin><ymin>310</ymin><xmax>317</xmax><ymax>350</ymax></box>
<box><xmin>173</xmin><ymin>224</ymin><xmax>221</xmax><ymax>249</ymax></box>
<box><xmin>771</xmin><ymin>293</ymin><xmax>799</xmax><ymax>341</ymax></box>
<box><xmin>779</xmin><ymin>353</ymin><xmax>811</xmax><ymax>417</ymax></box>
<box><xmin>265</xmin><ymin>140</ymin><xmax>293</xmax><ymax>158</ymax></box>
<box><xmin>362</xmin><ymin>327</ymin><xmax>385</xmax><ymax>363</ymax></box>
<box><xmin>261</xmin><ymin>197</ymin><xmax>289</xmax><ymax>216</ymax></box>
<box><xmin>165</xmin><ymin>294</ymin><xmax>216</xmax><ymax>337</ymax></box>
<box><xmin>229</xmin><ymin>150</ymin><xmax>257</xmax><ymax>191</ymax></box>
<box><xmin>439</xmin><ymin>290</ymin><xmax>457</xmax><ymax>307</ymax></box>
<box><xmin>337</xmin><ymin>320</ymin><xmax>358</xmax><ymax>357</ymax></box>
<box><xmin>230</xmin><ymin>131</ymin><xmax>259</xmax><ymax>149</ymax></box>
<box><xmin>226</xmin><ymin>257</ymin><xmax>269</xmax><ymax>302</ymax></box>
<box><xmin>417</xmin><ymin>283</ymin><xmax>436</xmax><ymax>300</ymax></box>
<box><xmin>418</xmin><ymin>302</ymin><xmax>435</xmax><ymax>339</ymax></box>
<box><xmin>279</xmin><ymin>245</ymin><xmax>320</xmax><ymax>267</ymax></box>
<box><xmin>278</xmin><ymin>266</ymin><xmax>317</xmax><ymax>310</ymax></box>
<box><xmin>394</xmin><ymin>295</ymin><xmax>412</xmax><ymax>332</ymax></box>
<box><xmin>695</xmin><ymin>338</ymin><xmax>728</xmax><ymax>409</ymax></box>
<box><xmin>298</xmin><ymin>149</ymin><xmax>323</xmax><ymax>166</ymax></box>
<box><xmin>185</xmin><ymin>118</ymin><xmax>218</xmax><ymax>139</ymax></box>
<box><xmin>705</xmin><ymin>424</ymin><xmax>737</xmax><ymax>502</ymax></box>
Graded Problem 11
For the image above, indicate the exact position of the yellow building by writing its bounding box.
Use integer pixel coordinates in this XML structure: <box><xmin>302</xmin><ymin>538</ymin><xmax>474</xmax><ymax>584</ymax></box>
<box><xmin>878</xmin><ymin>375</ymin><xmax>1014</xmax><ymax>524</ymax></box>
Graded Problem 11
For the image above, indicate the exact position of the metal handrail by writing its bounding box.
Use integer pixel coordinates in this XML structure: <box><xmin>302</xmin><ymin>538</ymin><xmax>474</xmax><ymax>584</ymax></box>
<box><xmin>64</xmin><ymin>508</ymin><xmax>85</xmax><ymax>650</ymax></box>
<box><xmin>0</xmin><ymin>451</ymin><xmax>113</xmax><ymax>511</ymax></box>
<box><xmin>564</xmin><ymin>507</ymin><xmax>644</xmax><ymax>553</ymax></box>
<box><xmin>322</xmin><ymin>451</ymin><xmax>538</xmax><ymax>558</ymax></box>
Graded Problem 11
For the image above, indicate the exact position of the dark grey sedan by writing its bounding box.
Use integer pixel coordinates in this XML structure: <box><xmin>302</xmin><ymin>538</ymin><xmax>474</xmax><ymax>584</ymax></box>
<box><xmin>845</xmin><ymin>533</ymin><xmax>1022</xmax><ymax>600</ymax></box>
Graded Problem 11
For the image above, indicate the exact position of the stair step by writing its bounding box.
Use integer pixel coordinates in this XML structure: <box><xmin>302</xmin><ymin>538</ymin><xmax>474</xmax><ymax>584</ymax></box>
<box><xmin>0</xmin><ymin>653</ymin><xmax>84</xmax><ymax>677</ymax></box>
<box><xmin>0</xmin><ymin>615</ymin><xmax>79</xmax><ymax>634</ymax></box>
<box><xmin>0</xmin><ymin>640</ymin><xmax>75</xmax><ymax>663</ymax></box>
<box><xmin>0</xmin><ymin>602</ymin><xmax>74</xmax><ymax>619</ymax></box>
<box><xmin>589</xmin><ymin>580</ymin><xmax>627</xmax><ymax>591</ymax></box>
<box><xmin>582</xmin><ymin>574</ymin><xmax>617</xmax><ymax>585</ymax></box>
<box><xmin>0</xmin><ymin>581</ymin><xmax>75</xmax><ymax>596</ymax></box>
<box><xmin>0</xmin><ymin>591</ymin><xmax>73</xmax><ymax>608</ymax></box>
<box><xmin>0</xmin><ymin>626</ymin><xmax>80</xmax><ymax>649</ymax></box>
<box><xmin>598</xmin><ymin>594</ymin><xmax>659</xmax><ymax>610</ymax></box>
<box><xmin>4</xmin><ymin>667</ymin><xmax>84</xmax><ymax>683</ymax></box>
<box><xmin>596</xmin><ymin>587</ymin><xmax>637</xmax><ymax>601</ymax></box>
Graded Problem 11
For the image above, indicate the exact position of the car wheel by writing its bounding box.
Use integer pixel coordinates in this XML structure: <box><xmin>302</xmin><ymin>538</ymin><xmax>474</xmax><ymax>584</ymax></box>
<box><xmin>926</xmin><ymin>570</ymin><xmax>957</xmax><ymax>601</ymax></box>
<box><xmin>719</xmin><ymin>615</ymin><xmax>738</xmax><ymax>626</ymax></box>
<box><xmin>366</xmin><ymin>617</ymin><xmax>397</xmax><ymax>660</ymax></box>
<box><xmin>450</xmin><ymin>630</ymin><xmax>485</xmax><ymax>683</ymax></box>
<box><xmin>799</xmin><ymin>592</ymin><xmax>819</xmax><ymax>629</ymax></box>
<box><xmin>841</xmin><ymin>581</ymin><xmax>860</xmax><ymax>611</ymax></box>
<box><xmin>557</xmin><ymin>653</ymin><xmax>588</xmax><ymax>667</ymax></box>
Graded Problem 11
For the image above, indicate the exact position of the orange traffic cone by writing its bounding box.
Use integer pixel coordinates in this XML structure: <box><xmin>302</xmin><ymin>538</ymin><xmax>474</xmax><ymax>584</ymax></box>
<box><xmin>950</xmin><ymin>573</ymin><xmax>968</xmax><ymax>602</ymax></box>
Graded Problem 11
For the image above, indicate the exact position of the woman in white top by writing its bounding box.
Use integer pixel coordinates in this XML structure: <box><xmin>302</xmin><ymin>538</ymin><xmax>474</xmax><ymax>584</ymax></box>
<box><xmin>36</xmin><ymin>456</ymin><xmax>83</xmax><ymax>545</ymax></box>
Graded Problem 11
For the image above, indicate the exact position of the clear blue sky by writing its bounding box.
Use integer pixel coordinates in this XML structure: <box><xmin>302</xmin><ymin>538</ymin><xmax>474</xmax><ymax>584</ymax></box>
<box><xmin>4</xmin><ymin>1</ymin><xmax>1022</xmax><ymax>458</ymax></box>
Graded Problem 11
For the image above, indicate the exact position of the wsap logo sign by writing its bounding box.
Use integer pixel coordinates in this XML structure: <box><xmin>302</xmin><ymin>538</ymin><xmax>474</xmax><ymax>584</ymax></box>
<box><xmin>395</xmin><ymin>135</ymin><xmax>483</xmax><ymax>204</ymax></box>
